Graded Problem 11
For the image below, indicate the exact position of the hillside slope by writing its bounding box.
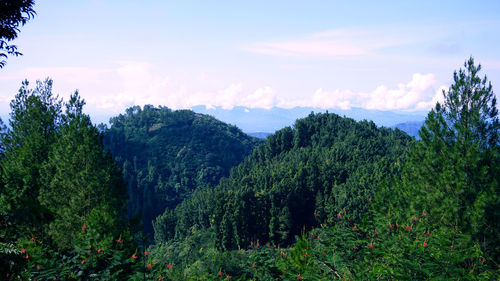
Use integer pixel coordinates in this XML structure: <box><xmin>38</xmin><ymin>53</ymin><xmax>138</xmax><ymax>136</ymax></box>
<box><xmin>156</xmin><ymin>112</ymin><xmax>413</xmax><ymax>249</ymax></box>
<box><xmin>103</xmin><ymin>105</ymin><xmax>262</xmax><ymax>234</ymax></box>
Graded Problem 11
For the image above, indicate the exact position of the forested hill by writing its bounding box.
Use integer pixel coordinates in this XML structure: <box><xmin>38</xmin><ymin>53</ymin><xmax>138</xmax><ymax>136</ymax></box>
<box><xmin>102</xmin><ymin>105</ymin><xmax>262</xmax><ymax>234</ymax></box>
<box><xmin>2</xmin><ymin>59</ymin><xmax>499</xmax><ymax>279</ymax></box>
<box><xmin>156</xmin><ymin>112</ymin><xmax>413</xmax><ymax>248</ymax></box>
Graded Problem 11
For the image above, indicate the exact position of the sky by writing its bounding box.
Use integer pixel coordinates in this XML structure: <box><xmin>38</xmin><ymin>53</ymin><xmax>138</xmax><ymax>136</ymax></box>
<box><xmin>1</xmin><ymin>0</ymin><xmax>500</xmax><ymax>125</ymax></box>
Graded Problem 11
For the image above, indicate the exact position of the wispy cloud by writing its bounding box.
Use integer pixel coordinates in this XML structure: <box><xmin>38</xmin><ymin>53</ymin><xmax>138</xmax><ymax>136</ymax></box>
<box><xmin>244</xmin><ymin>40</ymin><xmax>367</xmax><ymax>58</ymax></box>
<box><xmin>242</xmin><ymin>22</ymin><xmax>499</xmax><ymax>60</ymax></box>
<box><xmin>243</xmin><ymin>25</ymin><xmax>435</xmax><ymax>59</ymax></box>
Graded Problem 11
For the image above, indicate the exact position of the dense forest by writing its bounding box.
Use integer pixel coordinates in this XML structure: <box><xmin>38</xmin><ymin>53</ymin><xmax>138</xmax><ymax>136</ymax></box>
<box><xmin>1</xmin><ymin>58</ymin><xmax>499</xmax><ymax>280</ymax></box>
<box><xmin>102</xmin><ymin>106</ymin><xmax>261</xmax><ymax>235</ymax></box>
<box><xmin>155</xmin><ymin>112</ymin><xmax>412</xmax><ymax>249</ymax></box>
<box><xmin>0</xmin><ymin>80</ymin><xmax>137</xmax><ymax>279</ymax></box>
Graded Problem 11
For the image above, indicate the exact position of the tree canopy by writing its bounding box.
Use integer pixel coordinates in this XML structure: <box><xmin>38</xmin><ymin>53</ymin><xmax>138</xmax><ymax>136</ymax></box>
<box><xmin>0</xmin><ymin>79</ymin><xmax>136</xmax><ymax>279</ymax></box>
<box><xmin>0</xmin><ymin>0</ymin><xmax>35</xmax><ymax>68</ymax></box>
<box><xmin>148</xmin><ymin>57</ymin><xmax>499</xmax><ymax>280</ymax></box>
<box><xmin>102</xmin><ymin>106</ymin><xmax>262</xmax><ymax>236</ymax></box>
<box><xmin>157</xmin><ymin>112</ymin><xmax>412</xmax><ymax>249</ymax></box>
<box><xmin>377</xmin><ymin>57</ymin><xmax>500</xmax><ymax>264</ymax></box>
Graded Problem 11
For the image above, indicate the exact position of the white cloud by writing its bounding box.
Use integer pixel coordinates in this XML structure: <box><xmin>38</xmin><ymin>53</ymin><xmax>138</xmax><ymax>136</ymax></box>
<box><xmin>296</xmin><ymin>73</ymin><xmax>445</xmax><ymax>111</ymax></box>
<box><xmin>364</xmin><ymin>73</ymin><xmax>443</xmax><ymax>110</ymax></box>
<box><xmin>243</xmin><ymin>86</ymin><xmax>281</xmax><ymax>109</ymax></box>
<box><xmin>215</xmin><ymin>84</ymin><xmax>243</xmax><ymax>110</ymax></box>
<box><xmin>310</xmin><ymin>88</ymin><xmax>355</xmax><ymax>110</ymax></box>
<box><xmin>0</xmin><ymin>62</ymin><xmax>185</xmax><ymax>114</ymax></box>
<box><xmin>1</xmin><ymin>62</ymin><xmax>282</xmax><ymax>113</ymax></box>
<box><xmin>187</xmin><ymin>85</ymin><xmax>281</xmax><ymax>110</ymax></box>
<box><xmin>0</xmin><ymin>61</ymin><xmax>445</xmax><ymax>115</ymax></box>
<box><xmin>82</xmin><ymin>61</ymin><xmax>185</xmax><ymax>112</ymax></box>
<box><xmin>415</xmin><ymin>86</ymin><xmax>447</xmax><ymax>110</ymax></box>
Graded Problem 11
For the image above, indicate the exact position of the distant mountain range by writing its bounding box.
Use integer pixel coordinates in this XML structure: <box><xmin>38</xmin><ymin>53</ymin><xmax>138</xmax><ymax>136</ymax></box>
<box><xmin>3</xmin><ymin>105</ymin><xmax>428</xmax><ymax>139</ymax></box>
<box><xmin>247</xmin><ymin>132</ymin><xmax>272</xmax><ymax>139</ymax></box>
<box><xmin>393</xmin><ymin>121</ymin><xmax>425</xmax><ymax>138</ymax></box>
<box><xmin>249</xmin><ymin>122</ymin><xmax>424</xmax><ymax>139</ymax></box>
<box><xmin>191</xmin><ymin>105</ymin><xmax>427</xmax><ymax>137</ymax></box>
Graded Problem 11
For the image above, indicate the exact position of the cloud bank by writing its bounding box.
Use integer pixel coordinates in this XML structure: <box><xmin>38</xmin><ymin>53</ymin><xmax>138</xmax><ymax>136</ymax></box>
<box><xmin>0</xmin><ymin>62</ymin><xmax>445</xmax><ymax>116</ymax></box>
<box><xmin>283</xmin><ymin>73</ymin><xmax>445</xmax><ymax>111</ymax></box>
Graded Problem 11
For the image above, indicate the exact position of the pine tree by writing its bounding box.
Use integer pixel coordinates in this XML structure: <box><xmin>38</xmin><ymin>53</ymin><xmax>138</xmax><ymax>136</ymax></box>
<box><xmin>0</xmin><ymin>79</ymin><xmax>62</xmax><ymax>240</ymax></box>
<box><xmin>379</xmin><ymin>57</ymin><xmax>500</xmax><ymax>265</ymax></box>
<box><xmin>39</xmin><ymin>92</ymin><xmax>128</xmax><ymax>249</ymax></box>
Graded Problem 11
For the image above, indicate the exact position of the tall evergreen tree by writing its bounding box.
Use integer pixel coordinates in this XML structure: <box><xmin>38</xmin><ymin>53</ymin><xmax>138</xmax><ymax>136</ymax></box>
<box><xmin>378</xmin><ymin>57</ymin><xmax>500</xmax><ymax>264</ymax></box>
<box><xmin>0</xmin><ymin>117</ymin><xmax>6</xmax><ymax>158</ymax></box>
<box><xmin>39</xmin><ymin>92</ymin><xmax>129</xmax><ymax>249</ymax></box>
<box><xmin>0</xmin><ymin>79</ymin><xmax>62</xmax><ymax>240</ymax></box>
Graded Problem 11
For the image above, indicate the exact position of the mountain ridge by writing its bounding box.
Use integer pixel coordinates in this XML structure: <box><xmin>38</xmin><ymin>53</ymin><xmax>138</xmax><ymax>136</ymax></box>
<box><xmin>191</xmin><ymin>105</ymin><xmax>427</xmax><ymax>133</ymax></box>
<box><xmin>102</xmin><ymin>105</ymin><xmax>262</xmax><ymax>235</ymax></box>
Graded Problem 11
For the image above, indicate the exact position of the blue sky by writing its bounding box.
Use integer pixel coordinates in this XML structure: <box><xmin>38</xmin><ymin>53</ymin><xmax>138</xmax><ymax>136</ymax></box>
<box><xmin>1</xmin><ymin>0</ymin><xmax>500</xmax><ymax>124</ymax></box>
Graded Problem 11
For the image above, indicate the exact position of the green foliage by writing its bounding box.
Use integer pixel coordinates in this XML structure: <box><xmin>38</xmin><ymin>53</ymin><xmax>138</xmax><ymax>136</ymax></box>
<box><xmin>288</xmin><ymin>215</ymin><xmax>493</xmax><ymax>280</ymax></box>
<box><xmin>0</xmin><ymin>79</ymin><xmax>136</xmax><ymax>278</ymax></box>
<box><xmin>376</xmin><ymin>57</ymin><xmax>500</xmax><ymax>266</ymax></box>
<box><xmin>0</xmin><ymin>79</ymin><xmax>62</xmax><ymax>240</ymax></box>
<box><xmin>2</xmin><ymin>57</ymin><xmax>498</xmax><ymax>279</ymax></box>
<box><xmin>147</xmin><ymin>58</ymin><xmax>498</xmax><ymax>280</ymax></box>
<box><xmin>39</xmin><ymin>92</ymin><xmax>128</xmax><ymax>249</ymax></box>
<box><xmin>103</xmin><ymin>105</ymin><xmax>261</xmax><ymax>235</ymax></box>
<box><xmin>3</xmin><ymin>228</ymin><xmax>138</xmax><ymax>280</ymax></box>
<box><xmin>156</xmin><ymin>214</ymin><xmax>491</xmax><ymax>280</ymax></box>
<box><xmin>0</xmin><ymin>0</ymin><xmax>36</xmax><ymax>68</ymax></box>
<box><xmin>169</xmin><ymin>113</ymin><xmax>412</xmax><ymax>249</ymax></box>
